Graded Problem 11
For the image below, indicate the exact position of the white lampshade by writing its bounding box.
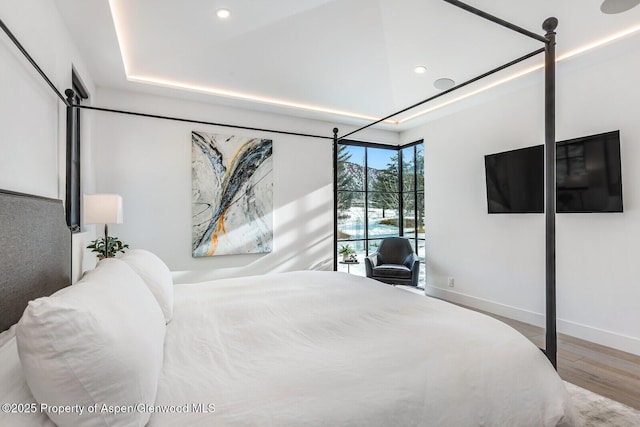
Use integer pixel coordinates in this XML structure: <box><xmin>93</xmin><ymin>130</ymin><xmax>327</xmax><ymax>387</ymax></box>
<box><xmin>84</xmin><ymin>194</ymin><xmax>123</xmax><ymax>225</ymax></box>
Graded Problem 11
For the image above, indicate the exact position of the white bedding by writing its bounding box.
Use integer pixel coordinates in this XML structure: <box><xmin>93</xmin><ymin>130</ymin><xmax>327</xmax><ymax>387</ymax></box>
<box><xmin>0</xmin><ymin>327</ymin><xmax>55</xmax><ymax>427</ymax></box>
<box><xmin>1</xmin><ymin>270</ymin><xmax>576</xmax><ymax>426</ymax></box>
<box><xmin>150</xmin><ymin>271</ymin><xmax>576</xmax><ymax>426</ymax></box>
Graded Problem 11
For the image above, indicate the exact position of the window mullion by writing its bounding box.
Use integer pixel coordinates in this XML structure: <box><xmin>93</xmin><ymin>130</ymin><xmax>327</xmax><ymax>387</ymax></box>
<box><xmin>414</xmin><ymin>144</ymin><xmax>418</xmax><ymax>250</ymax></box>
<box><xmin>364</xmin><ymin>148</ymin><xmax>369</xmax><ymax>255</ymax></box>
<box><xmin>398</xmin><ymin>149</ymin><xmax>404</xmax><ymax>237</ymax></box>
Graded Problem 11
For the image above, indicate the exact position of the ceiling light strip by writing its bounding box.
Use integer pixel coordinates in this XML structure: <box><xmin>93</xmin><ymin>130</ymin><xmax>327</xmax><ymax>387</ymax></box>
<box><xmin>557</xmin><ymin>22</ymin><xmax>640</xmax><ymax>61</ymax></box>
<box><xmin>127</xmin><ymin>74</ymin><xmax>393</xmax><ymax>123</ymax></box>
<box><xmin>399</xmin><ymin>22</ymin><xmax>640</xmax><ymax>123</ymax></box>
<box><xmin>340</xmin><ymin>47</ymin><xmax>544</xmax><ymax>140</ymax></box>
<box><xmin>108</xmin><ymin>0</ymin><xmax>640</xmax><ymax>126</ymax></box>
<box><xmin>108</xmin><ymin>0</ymin><xmax>392</xmax><ymax>124</ymax></box>
<box><xmin>398</xmin><ymin>63</ymin><xmax>544</xmax><ymax>123</ymax></box>
<box><xmin>108</xmin><ymin>0</ymin><xmax>132</xmax><ymax>76</ymax></box>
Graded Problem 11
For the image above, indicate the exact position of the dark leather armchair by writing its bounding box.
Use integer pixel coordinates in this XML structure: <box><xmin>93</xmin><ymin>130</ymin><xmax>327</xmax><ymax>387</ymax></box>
<box><xmin>365</xmin><ymin>237</ymin><xmax>420</xmax><ymax>286</ymax></box>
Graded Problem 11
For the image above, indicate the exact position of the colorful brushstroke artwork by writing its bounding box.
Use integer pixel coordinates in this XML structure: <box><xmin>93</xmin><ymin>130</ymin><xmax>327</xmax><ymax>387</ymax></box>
<box><xmin>191</xmin><ymin>131</ymin><xmax>273</xmax><ymax>257</ymax></box>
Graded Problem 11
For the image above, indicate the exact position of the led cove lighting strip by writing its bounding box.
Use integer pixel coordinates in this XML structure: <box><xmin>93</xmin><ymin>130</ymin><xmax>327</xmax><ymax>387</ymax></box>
<box><xmin>397</xmin><ymin>63</ymin><xmax>544</xmax><ymax>123</ymax></box>
<box><xmin>109</xmin><ymin>0</ymin><xmax>131</xmax><ymax>76</ymax></box>
<box><xmin>108</xmin><ymin>0</ymin><xmax>391</xmax><ymax>124</ymax></box>
<box><xmin>126</xmin><ymin>75</ymin><xmax>389</xmax><ymax>123</ymax></box>
<box><xmin>109</xmin><ymin>0</ymin><xmax>640</xmax><ymax>125</ymax></box>
<box><xmin>398</xmin><ymin>22</ymin><xmax>640</xmax><ymax>124</ymax></box>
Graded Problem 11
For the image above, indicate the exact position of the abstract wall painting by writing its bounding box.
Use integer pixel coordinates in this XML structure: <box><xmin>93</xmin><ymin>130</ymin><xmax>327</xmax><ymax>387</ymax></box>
<box><xmin>192</xmin><ymin>131</ymin><xmax>273</xmax><ymax>257</ymax></box>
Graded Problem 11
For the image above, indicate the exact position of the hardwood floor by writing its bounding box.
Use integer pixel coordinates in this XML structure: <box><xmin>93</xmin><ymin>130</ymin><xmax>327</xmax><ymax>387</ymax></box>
<box><xmin>396</xmin><ymin>287</ymin><xmax>640</xmax><ymax>409</ymax></box>
<box><xmin>472</xmin><ymin>308</ymin><xmax>640</xmax><ymax>410</ymax></box>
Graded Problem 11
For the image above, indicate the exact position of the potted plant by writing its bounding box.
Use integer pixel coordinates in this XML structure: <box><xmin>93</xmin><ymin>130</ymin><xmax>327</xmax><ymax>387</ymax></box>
<box><xmin>87</xmin><ymin>236</ymin><xmax>129</xmax><ymax>260</ymax></box>
<box><xmin>339</xmin><ymin>244</ymin><xmax>356</xmax><ymax>262</ymax></box>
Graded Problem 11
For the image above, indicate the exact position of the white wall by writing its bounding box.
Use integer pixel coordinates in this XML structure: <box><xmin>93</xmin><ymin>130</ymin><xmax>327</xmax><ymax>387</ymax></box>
<box><xmin>0</xmin><ymin>1</ymin><xmax>97</xmax><ymax>282</ymax></box>
<box><xmin>0</xmin><ymin>0</ymin><xmax>94</xmax><ymax>198</ymax></box>
<box><xmin>402</xmin><ymin>33</ymin><xmax>640</xmax><ymax>355</ymax></box>
<box><xmin>90</xmin><ymin>88</ymin><xmax>398</xmax><ymax>283</ymax></box>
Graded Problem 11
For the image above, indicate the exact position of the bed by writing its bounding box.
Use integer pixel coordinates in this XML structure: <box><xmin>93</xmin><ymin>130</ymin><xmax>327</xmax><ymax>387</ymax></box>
<box><xmin>0</xmin><ymin>190</ymin><xmax>576</xmax><ymax>426</ymax></box>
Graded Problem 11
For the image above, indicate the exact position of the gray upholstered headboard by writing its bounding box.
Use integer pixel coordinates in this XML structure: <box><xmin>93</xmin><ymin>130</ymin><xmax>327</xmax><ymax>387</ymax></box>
<box><xmin>0</xmin><ymin>190</ymin><xmax>71</xmax><ymax>332</ymax></box>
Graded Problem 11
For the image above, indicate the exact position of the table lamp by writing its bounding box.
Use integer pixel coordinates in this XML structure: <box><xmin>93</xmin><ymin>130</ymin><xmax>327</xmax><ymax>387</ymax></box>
<box><xmin>84</xmin><ymin>194</ymin><xmax>123</xmax><ymax>259</ymax></box>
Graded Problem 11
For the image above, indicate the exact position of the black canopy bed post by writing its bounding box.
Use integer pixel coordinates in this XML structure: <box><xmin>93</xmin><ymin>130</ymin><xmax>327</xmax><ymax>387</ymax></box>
<box><xmin>0</xmin><ymin>18</ymin><xmax>70</xmax><ymax>107</ymax></box>
<box><xmin>544</xmin><ymin>17</ymin><xmax>559</xmax><ymax>370</ymax></box>
<box><xmin>442</xmin><ymin>0</ymin><xmax>550</xmax><ymax>43</ymax></box>
<box><xmin>333</xmin><ymin>127</ymin><xmax>339</xmax><ymax>271</ymax></box>
<box><xmin>444</xmin><ymin>0</ymin><xmax>561</xmax><ymax>370</ymax></box>
<box><xmin>3</xmin><ymin>1</ymin><xmax>561</xmax><ymax>367</ymax></box>
<box><xmin>334</xmin><ymin>1</ymin><xmax>560</xmax><ymax>368</ymax></box>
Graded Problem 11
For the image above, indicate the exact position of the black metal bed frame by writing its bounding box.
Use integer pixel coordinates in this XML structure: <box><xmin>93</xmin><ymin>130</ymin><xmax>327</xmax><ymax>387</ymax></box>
<box><xmin>331</xmin><ymin>1</ymin><xmax>558</xmax><ymax>369</ymax></box>
<box><xmin>0</xmin><ymin>0</ymin><xmax>559</xmax><ymax>368</ymax></box>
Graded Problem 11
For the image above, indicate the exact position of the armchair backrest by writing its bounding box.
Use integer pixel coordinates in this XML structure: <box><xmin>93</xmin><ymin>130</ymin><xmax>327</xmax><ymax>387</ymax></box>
<box><xmin>376</xmin><ymin>237</ymin><xmax>414</xmax><ymax>265</ymax></box>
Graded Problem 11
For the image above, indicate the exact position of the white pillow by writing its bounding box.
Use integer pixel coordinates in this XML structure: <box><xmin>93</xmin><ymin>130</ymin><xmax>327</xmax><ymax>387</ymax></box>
<box><xmin>0</xmin><ymin>324</ymin><xmax>16</xmax><ymax>347</ymax></box>
<box><xmin>121</xmin><ymin>249</ymin><xmax>174</xmax><ymax>323</ymax></box>
<box><xmin>16</xmin><ymin>259</ymin><xmax>165</xmax><ymax>427</ymax></box>
<box><xmin>0</xmin><ymin>327</ymin><xmax>55</xmax><ymax>427</ymax></box>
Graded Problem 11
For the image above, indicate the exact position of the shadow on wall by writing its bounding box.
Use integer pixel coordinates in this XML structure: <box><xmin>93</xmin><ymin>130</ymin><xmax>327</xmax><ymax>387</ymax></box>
<box><xmin>172</xmin><ymin>184</ymin><xmax>333</xmax><ymax>283</ymax></box>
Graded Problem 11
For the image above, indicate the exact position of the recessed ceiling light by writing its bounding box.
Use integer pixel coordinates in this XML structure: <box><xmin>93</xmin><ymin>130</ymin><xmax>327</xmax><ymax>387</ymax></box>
<box><xmin>109</xmin><ymin>0</ymin><xmax>640</xmax><ymax>126</ymax></box>
<box><xmin>414</xmin><ymin>66</ymin><xmax>427</xmax><ymax>74</ymax></box>
<box><xmin>400</xmin><ymin>22</ymin><xmax>640</xmax><ymax>123</ymax></box>
<box><xmin>216</xmin><ymin>8</ymin><xmax>231</xmax><ymax>19</ymax></box>
<box><xmin>434</xmin><ymin>78</ymin><xmax>456</xmax><ymax>90</ymax></box>
<box><xmin>601</xmin><ymin>0</ymin><xmax>640</xmax><ymax>14</ymax></box>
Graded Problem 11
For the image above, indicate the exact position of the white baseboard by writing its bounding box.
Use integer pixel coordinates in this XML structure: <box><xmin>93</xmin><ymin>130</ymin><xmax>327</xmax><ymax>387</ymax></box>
<box><xmin>425</xmin><ymin>285</ymin><xmax>640</xmax><ymax>356</ymax></box>
<box><xmin>425</xmin><ymin>286</ymin><xmax>545</xmax><ymax>327</ymax></box>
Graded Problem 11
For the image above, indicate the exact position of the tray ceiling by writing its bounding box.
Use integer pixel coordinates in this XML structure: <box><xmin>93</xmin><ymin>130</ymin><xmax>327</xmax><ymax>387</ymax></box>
<box><xmin>53</xmin><ymin>0</ymin><xmax>640</xmax><ymax>129</ymax></box>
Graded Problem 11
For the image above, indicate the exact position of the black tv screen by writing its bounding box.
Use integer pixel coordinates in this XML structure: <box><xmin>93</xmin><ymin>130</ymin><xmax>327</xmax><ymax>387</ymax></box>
<box><xmin>485</xmin><ymin>145</ymin><xmax>544</xmax><ymax>213</ymax></box>
<box><xmin>484</xmin><ymin>130</ymin><xmax>623</xmax><ymax>213</ymax></box>
<box><xmin>556</xmin><ymin>130</ymin><xmax>623</xmax><ymax>212</ymax></box>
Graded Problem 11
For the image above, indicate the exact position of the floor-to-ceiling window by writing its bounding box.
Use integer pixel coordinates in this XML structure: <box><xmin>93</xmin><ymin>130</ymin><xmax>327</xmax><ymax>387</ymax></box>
<box><xmin>65</xmin><ymin>68</ymin><xmax>89</xmax><ymax>233</ymax></box>
<box><xmin>335</xmin><ymin>140</ymin><xmax>425</xmax><ymax>286</ymax></box>
<box><xmin>401</xmin><ymin>142</ymin><xmax>425</xmax><ymax>285</ymax></box>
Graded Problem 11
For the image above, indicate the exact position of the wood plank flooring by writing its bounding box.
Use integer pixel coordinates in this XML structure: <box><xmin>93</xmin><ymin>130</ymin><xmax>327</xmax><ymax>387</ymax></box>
<box><xmin>471</xmin><ymin>308</ymin><xmax>640</xmax><ymax>410</ymax></box>
<box><xmin>395</xmin><ymin>287</ymin><xmax>640</xmax><ymax>409</ymax></box>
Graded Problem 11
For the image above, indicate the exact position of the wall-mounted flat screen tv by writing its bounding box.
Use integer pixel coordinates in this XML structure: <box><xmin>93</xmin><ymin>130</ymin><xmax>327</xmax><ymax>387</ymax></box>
<box><xmin>484</xmin><ymin>145</ymin><xmax>544</xmax><ymax>213</ymax></box>
<box><xmin>484</xmin><ymin>130</ymin><xmax>623</xmax><ymax>213</ymax></box>
<box><xmin>556</xmin><ymin>130</ymin><xmax>623</xmax><ymax>212</ymax></box>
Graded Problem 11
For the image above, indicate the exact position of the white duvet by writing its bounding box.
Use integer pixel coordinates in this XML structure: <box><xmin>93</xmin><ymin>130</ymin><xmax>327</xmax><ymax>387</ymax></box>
<box><xmin>150</xmin><ymin>271</ymin><xmax>576</xmax><ymax>426</ymax></box>
<box><xmin>0</xmin><ymin>270</ymin><xmax>575</xmax><ymax>426</ymax></box>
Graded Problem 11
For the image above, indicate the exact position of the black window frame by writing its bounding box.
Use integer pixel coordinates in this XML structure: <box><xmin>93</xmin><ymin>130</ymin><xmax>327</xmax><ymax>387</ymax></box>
<box><xmin>399</xmin><ymin>140</ymin><xmax>425</xmax><ymax>258</ymax></box>
<box><xmin>334</xmin><ymin>139</ymin><xmax>425</xmax><ymax>283</ymax></box>
<box><xmin>65</xmin><ymin>68</ymin><xmax>89</xmax><ymax>233</ymax></box>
